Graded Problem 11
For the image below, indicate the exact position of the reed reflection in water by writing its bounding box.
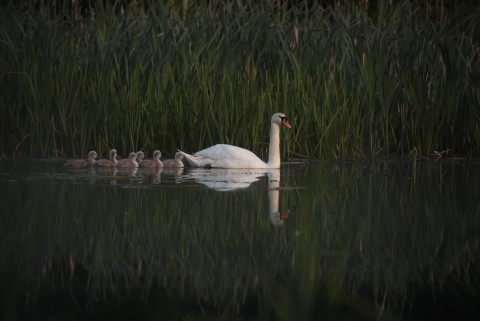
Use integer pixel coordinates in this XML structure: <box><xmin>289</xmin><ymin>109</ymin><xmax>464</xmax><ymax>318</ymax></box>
<box><xmin>0</xmin><ymin>159</ymin><xmax>479</xmax><ymax>320</ymax></box>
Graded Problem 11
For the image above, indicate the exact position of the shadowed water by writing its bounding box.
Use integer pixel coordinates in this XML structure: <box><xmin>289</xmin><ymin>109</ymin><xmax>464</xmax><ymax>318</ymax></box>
<box><xmin>0</xmin><ymin>158</ymin><xmax>479</xmax><ymax>320</ymax></box>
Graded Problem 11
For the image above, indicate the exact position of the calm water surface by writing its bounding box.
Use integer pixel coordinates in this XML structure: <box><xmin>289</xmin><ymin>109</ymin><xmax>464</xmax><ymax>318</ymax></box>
<box><xmin>0</xmin><ymin>158</ymin><xmax>479</xmax><ymax>320</ymax></box>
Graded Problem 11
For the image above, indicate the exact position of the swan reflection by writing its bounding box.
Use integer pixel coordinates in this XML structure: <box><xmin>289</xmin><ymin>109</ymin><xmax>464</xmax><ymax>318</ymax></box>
<box><xmin>61</xmin><ymin>164</ymin><xmax>289</xmax><ymax>225</ymax></box>
<box><xmin>183</xmin><ymin>168</ymin><xmax>289</xmax><ymax>225</ymax></box>
<box><xmin>183</xmin><ymin>168</ymin><xmax>267</xmax><ymax>191</ymax></box>
<box><xmin>267</xmin><ymin>170</ymin><xmax>289</xmax><ymax>226</ymax></box>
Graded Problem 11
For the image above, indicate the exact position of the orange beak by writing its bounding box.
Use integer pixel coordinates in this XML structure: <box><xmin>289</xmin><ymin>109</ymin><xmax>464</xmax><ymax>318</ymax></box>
<box><xmin>282</xmin><ymin>119</ymin><xmax>292</xmax><ymax>128</ymax></box>
<box><xmin>280</xmin><ymin>210</ymin><xmax>290</xmax><ymax>220</ymax></box>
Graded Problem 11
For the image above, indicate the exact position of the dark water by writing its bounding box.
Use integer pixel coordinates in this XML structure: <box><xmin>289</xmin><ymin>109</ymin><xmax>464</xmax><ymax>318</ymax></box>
<box><xmin>0</xmin><ymin>158</ymin><xmax>479</xmax><ymax>321</ymax></box>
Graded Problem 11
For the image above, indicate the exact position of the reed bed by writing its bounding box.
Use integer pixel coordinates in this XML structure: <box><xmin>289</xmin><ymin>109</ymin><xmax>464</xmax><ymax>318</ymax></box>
<box><xmin>0</xmin><ymin>1</ymin><xmax>479</xmax><ymax>159</ymax></box>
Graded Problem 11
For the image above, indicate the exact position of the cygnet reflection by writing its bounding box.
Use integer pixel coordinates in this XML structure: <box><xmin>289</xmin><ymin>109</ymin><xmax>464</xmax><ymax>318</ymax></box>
<box><xmin>161</xmin><ymin>167</ymin><xmax>185</xmax><ymax>184</ymax></box>
<box><xmin>138</xmin><ymin>166</ymin><xmax>163</xmax><ymax>184</ymax></box>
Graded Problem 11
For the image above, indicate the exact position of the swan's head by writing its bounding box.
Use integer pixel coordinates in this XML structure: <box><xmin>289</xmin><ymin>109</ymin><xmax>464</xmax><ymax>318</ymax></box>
<box><xmin>88</xmin><ymin>151</ymin><xmax>97</xmax><ymax>159</ymax></box>
<box><xmin>272</xmin><ymin>112</ymin><xmax>292</xmax><ymax>128</ymax></box>
<box><xmin>128</xmin><ymin>152</ymin><xmax>138</xmax><ymax>160</ymax></box>
<box><xmin>110</xmin><ymin>149</ymin><xmax>117</xmax><ymax>159</ymax></box>
<box><xmin>153</xmin><ymin>150</ymin><xmax>162</xmax><ymax>159</ymax></box>
<box><xmin>136</xmin><ymin>151</ymin><xmax>145</xmax><ymax>161</ymax></box>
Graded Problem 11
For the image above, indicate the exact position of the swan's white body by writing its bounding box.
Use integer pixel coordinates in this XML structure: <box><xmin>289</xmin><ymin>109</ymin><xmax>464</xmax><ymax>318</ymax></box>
<box><xmin>64</xmin><ymin>150</ymin><xmax>97</xmax><ymax>168</ymax></box>
<box><xmin>139</xmin><ymin>150</ymin><xmax>163</xmax><ymax>168</ymax></box>
<box><xmin>179</xmin><ymin>113</ymin><xmax>291</xmax><ymax>169</ymax></box>
<box><xmin>96</xmin><ymin>149</ymin><xmax>118</xmax><ymax>167</ymax></box>
<box><xmin>162</xmin><ymin>152</ymin><xmax>184</xmax><ymax>168</ymax></box>
<box><xmin>118</xmin><ymin>152</ymin><xmax>139</xmax><ymax>168</ymax></box>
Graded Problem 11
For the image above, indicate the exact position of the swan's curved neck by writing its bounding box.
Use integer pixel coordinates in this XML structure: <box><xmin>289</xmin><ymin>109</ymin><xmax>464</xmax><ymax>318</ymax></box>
<box><xmin>267</xmin><ymin>123</ymin><xmax>281</xmax><ymax>168</ymax></box>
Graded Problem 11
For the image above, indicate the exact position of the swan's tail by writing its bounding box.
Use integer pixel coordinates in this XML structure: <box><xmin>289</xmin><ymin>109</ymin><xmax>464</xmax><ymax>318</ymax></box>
<box><xmin>177</xmin><ymin>149</ymin><xmax>196</xmax><ymax>167</ymax></box>
<box><xmin>177</xmin><ymin>149</ymin><xmax>212</xmax><ymax>167</ymax></box>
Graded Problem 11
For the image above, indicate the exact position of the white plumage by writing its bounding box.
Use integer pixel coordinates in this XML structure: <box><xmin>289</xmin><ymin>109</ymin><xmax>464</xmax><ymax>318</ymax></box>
<box><xmin>179</xmin><ymin>112</ymin><xmax>291</xmax><ymax>169</ymax></box>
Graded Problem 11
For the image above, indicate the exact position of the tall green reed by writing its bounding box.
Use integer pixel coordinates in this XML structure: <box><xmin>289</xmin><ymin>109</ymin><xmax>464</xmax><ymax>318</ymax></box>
<box><xmin>0</xmin><ymin>1</ymin><xmax>479</xmax><ymax>159</ymax></box>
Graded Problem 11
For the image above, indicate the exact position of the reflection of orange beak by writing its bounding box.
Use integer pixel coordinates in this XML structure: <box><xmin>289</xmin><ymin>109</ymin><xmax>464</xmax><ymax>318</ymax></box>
<box><xmin>282</xmin><ymin>119</ymin><xmax>292</xmax><ymax>128</ymax></box>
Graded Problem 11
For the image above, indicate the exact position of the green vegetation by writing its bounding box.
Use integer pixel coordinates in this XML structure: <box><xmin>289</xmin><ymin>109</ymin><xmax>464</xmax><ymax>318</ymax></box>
<box><xmin>0</xmin><ymin>1</ymin><xmax>479</xmax><ymax>159</ymax></box>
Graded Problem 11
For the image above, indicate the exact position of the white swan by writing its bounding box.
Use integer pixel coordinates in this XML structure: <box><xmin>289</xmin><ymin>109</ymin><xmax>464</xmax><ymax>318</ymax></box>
<box><xmin>162</xmin><ymin>152</ymin><xmax>184</xmax><ymax>168</ymax></box>
<box><xmin>139</xmin><ymin>150</ymin><xmax>163</xmax><ymax>168</ymax></box>
<box><xmin>179</xmin><ymin>112</ymin><xmax>291</xmax><ymax>169</ymax></box>
<box><xmin>64</xmin><ymin>150</ymin><xmax>97</xmax><ymax>168</ymax></box>
<box><xmin>117</xmin><ymin>152</ymin><xmax>139</xmax><ymax>168</ymax></box>
<box><xmin>96</xmin><ymin>149</ymin><xmax>118</xmax><ymax>167</ymax></box>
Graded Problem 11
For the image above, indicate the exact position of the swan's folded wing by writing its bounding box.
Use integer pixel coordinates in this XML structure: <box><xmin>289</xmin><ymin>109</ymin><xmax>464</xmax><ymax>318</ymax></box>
<box><xmin>195</xmin><ymin>144</ymin><xmax>261</xmax><ymax>161</ymax></box>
